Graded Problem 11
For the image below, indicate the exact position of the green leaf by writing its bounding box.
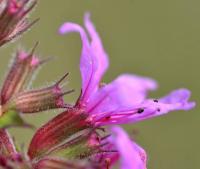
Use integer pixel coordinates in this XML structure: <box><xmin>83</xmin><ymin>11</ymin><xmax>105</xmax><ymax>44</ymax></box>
<box><xmin>0</xmin><ymin>110</ymin><xmax>28</xmax><ymax>128</ymax></box>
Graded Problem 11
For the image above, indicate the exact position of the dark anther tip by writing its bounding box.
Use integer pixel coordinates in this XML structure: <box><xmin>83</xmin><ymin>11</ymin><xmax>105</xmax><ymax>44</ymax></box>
<box><xmin>153</xmin><ymin>99</ymin><xmax>158</xmax><ymax>103</ymax></box>
<box><xmin>137</xmin><ymin>108</ymin><xmax>144</xmax><ymax>114</ymax></box>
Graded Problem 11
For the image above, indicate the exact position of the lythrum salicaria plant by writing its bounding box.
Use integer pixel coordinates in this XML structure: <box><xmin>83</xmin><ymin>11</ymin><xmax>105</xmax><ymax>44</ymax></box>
<box><xmin>0</xmin><ymin>1</ymin><xmax>195</xmax><ymax>169</ymax></box>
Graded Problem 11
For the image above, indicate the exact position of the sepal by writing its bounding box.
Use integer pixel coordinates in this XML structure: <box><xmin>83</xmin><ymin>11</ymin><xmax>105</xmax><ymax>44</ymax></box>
<box><xmin>28</xmin><ymin>109</ymin><xmax>90</xmax><ymax>159</ymax></box>
<box><xmin>7</xmin><ymin>73</ymin><xmax>73</xmax><ymax>114</ymax></box>
<box><xmin>1</xmin><ymin>47</ymin><xmax>41</xmax><ymax>104</ymax></box>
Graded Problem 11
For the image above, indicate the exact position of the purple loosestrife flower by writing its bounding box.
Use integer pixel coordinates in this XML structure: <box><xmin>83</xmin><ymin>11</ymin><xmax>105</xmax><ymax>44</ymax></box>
<box><xmin>59</xmin><ymin>13</ymin><xmax>195</xmax><ymax>126</ymax></box>
<box><xmin>0</xmin><ymin>0</ymin><xmax>195</xmax><ymax>166</ymax></box>
<box><xmin>28</xmin><ymin>13</ymin><xmax>195</xmax><ymax>164</ymax></box>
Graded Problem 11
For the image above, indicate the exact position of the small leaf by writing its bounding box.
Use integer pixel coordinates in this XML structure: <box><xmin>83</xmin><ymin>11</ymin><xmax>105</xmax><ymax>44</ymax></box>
<box><xmin>0</xmin><ymin>110</ymin><xmax>29</xmax><ymax>128</ymax></box>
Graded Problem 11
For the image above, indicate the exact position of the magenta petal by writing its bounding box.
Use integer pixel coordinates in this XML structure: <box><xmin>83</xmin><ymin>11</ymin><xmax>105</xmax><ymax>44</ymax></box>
<box><xmin>94</xmin><ymin>88</ymin><xmax>195</xmax><ymax>125</ymax></box>
<box><xmin>145</xmin><ymin>88</ymin><xmax>196</xmax><ymax>117</ymax></box>
<box><xmin>84</xmin><ymin>13</ymin><xmax>109</xmax><ymax>82</ymax></box>
<box><xmin>87</xmin><ymin>74</ymin><xmax>157</xmax><ymax>115</ymax></box>
<box><xmin>111</xmin><ymin>126</ymin><xmax>147</xmax><ymax>169</ymax></box>
<box><xmin>159</xmin><ymin>88</ymin><xmax>195</xmax><ymax>110</ymax></box>
<box><xmin>59</xmin><ymin>13</ymin><xmax>109</xmax><ymax>106</ymax></box>
<box><xmin>113</xmin><ymin>88</ymin><xmax>195</xmax><ymax>125</ymax></box>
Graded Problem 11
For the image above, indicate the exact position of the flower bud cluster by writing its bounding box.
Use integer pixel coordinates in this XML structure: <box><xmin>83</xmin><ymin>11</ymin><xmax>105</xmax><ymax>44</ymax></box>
<box><xmin>0</xmin><ymin>48</ymin><xmax>73</xmax><ymax>126</ymax></box>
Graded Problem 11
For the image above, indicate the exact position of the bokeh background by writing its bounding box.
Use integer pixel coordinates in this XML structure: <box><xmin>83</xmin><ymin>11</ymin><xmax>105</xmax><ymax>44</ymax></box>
<box><xmin>0</xmin><ymin>0</ymin><xmax>199</xmax><ymax>168</ymax></box>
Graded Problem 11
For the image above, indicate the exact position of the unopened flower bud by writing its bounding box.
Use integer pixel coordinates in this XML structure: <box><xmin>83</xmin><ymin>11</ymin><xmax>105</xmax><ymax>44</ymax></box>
<box><xmin>7</xmin><ymin>73</ymin><xmax>73</xmax><ymax>114</ymax></box>
<box><xmin>0</xmin><ymin>0</ymin><xmax>38</xmax><ymax>46</ymax></box>
<box><xmin>1</xmin><ymin>46</ymin><xmax>41</xmax><ymax>104</ymax></box>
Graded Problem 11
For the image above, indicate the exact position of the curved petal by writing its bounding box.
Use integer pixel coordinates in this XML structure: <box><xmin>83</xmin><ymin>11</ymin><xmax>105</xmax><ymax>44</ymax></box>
<box><xmin>59</xmin><ymin>13</ymin><xmax>109</xmax><ymax>106</ymax></box>
<box><xmin>159</xmin><ymin>88</ymin><xmax>195</xmax><ymax>110</ymax></box>
<box><xmin>87</xmin><ymin>74</ymin><xmax>157</xmax><ymax>119</ymax></box>
<box><xmin>84</xmin><ymin>13</ymin><xmax>109</xmax><ymax>82</ymax></box>
<box><xmin>131</xmin><ymin>88</ymin><xmax>196</xmax><ymax>122</ymax></box>
<box><xmin>98</xmin><ymin>88</ymin><xmax>195</xmax><ymax>125</ymax></box>
<box><xmin>111</xmin><ymin>126</ymin><xmax>147</xmax><ymax>169</ymax></box>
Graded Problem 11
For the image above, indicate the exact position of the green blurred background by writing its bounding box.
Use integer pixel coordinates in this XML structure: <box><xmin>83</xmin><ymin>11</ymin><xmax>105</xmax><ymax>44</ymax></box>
<box><xmin>0</xmin><ymin>0</ymin><xmax>199</xmax><ymax>168</ymax></box>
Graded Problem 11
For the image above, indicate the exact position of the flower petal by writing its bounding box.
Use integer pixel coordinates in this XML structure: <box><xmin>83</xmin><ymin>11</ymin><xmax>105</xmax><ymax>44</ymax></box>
<box><xmin>59</xmin><ymin>13</ymin><xmax>109</xmax><ymax>106</ymax></box>
<box><xmin>87</xmin><ymin>74</ymin><xmax>157</xmax><ymax>120</ymax></box>
<box><xmin>132</xmin><ymin>88</ymin><xmax>196</xmax><ymax>122</ymax></box>
<box><xmin>159</xmin><ymin>88</ymin><xmax>195</xmax><ymax>110</ymax></box>
<box><xmin>99</xmin><ymin>88</ymin><xmax>195</xmax><ymax>125</ymax></box>
<box><xmin>111</xmin><ymin>126</ymin><xmax>147</xmax><ymax>169</ymax></box>
<box><xmin>84</xmin><ymin>13</ymin><xmax>109</xmax><ymax>81</ymax></box>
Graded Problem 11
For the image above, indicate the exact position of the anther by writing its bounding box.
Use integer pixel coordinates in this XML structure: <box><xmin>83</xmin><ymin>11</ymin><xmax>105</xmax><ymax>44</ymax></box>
<box><xmin>137</xmin><ymin>108</ymin><xmax>144</xmax><ymax>114</ymax></box>
<box><xmin>153</xmin><ymin>99</ymin><xmax>158</xmax><ymax>103</ymax></box>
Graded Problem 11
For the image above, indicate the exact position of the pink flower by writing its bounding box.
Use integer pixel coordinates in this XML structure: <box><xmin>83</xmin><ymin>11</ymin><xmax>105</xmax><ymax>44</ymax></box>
<box><xmin>59</xmin><ymin>13</ymin><xmax>195</xmax><ymax>127</ymax></box>
<box><xmin>28</xmin><ymin>12</ymin><xmax>195</xmax><ymax>164</ymax></box>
